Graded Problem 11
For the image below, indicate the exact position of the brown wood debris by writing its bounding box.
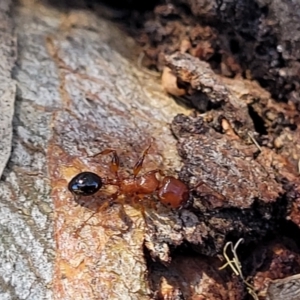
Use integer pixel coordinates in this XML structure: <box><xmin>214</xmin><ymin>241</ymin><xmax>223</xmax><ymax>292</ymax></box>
<box><xmin>2</xmin><ymin>0</ymin><xmax>300</xmax><ymax>299</ymax></box>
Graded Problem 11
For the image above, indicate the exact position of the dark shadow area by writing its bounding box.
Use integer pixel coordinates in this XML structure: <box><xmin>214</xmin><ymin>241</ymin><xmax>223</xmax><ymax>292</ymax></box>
<box><xmin>44</xmin><ymin>0</ymin><xmax>300</xmax><ymax>107</ymax></box>
<box><xmin>46</xmin><ymin>0</ymin><xmax>162</xmax><ymax>13</ymax></box>
<box><xmin>144</xmin><ymin>243</ymin><xmax>238</xmax><ymax>299</ymax></box>
<box><xmin>248</xmin><ymin>105</ymin><xmax>267</xmax><ymax>135</ymax></box>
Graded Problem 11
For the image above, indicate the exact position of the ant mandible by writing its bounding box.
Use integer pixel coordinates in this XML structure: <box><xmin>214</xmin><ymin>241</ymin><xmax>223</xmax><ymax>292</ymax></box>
<box><xmin>68</xmin><ymin>142</ymin><xmax>190</xmax><ymax>209</ymax></box>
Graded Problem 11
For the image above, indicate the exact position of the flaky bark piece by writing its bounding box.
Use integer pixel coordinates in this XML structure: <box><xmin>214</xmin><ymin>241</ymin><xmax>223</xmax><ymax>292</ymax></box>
<box><xmin>164</xmin><ymin>113</ymin><xmax>284</xmax><ymax>255</ymax></box>
<box><xmin>165</xmin><ymin>52</ymin><xmax>255</xmax><ymax>140</ymax></box>
<box><xmin>247</xmin><ymin>239</ymin><xmax>300</xmax><ymax>298</ymax></box>
<box><xmin>172</xmin><ymin>114</ymin><xmax>281</xmax><ymax>209</ymax></box>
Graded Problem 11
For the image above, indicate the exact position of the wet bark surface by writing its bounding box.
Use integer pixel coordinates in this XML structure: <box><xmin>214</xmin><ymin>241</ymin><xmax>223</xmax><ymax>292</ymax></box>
<box><xmin>1</xmin><ymin>0</ymin><xmax>300</xmax><ymax>299</ymax></box>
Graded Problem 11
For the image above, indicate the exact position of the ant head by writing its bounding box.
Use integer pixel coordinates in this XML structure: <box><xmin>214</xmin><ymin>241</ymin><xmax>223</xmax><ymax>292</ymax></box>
<box><xmin>68</xmin><ymin>172</ymin><xmax>103</xmax><ymax>196</ymax></box>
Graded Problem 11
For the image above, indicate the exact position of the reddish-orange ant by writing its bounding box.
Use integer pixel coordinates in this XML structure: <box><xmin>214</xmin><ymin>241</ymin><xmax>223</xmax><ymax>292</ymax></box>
<box><xmin>68</xmin><ymin>142</ymin><xmax>190</xmax><ymax>209</ymax></box>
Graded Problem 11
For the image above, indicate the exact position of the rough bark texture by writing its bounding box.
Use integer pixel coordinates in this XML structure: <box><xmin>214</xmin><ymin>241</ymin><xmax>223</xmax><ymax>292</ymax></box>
<box><xmin>1</xmin><ymin>0</ymin><xmax>300</xmax><ymax>300</ymax></box>
<box><xmin>266</xmin><ymin>274</ymin><xmax>300</xmax><ymax>300</ymax></box>
<box><xmin>0</xmin><ymin>0</ymin><xmax>16</xmax><ymax>177</ymax></box>
<box><xmin>124</xmin><ymin>0</ymin><xmax>300</xmax><ymax>298</ymax></box>
<box><xmin>135</xmin><ymin>0</ymin><xmax>300</xmax><ymax>106</ymax></box>
<box><xmin>0</xmin><ymin>1</ymin><xmax>55</xmax><ymax>299</ymax></box>
<box><xmin>2</xmin><ymin>0</ymin><xmax>192</xmax><ymax>299</ymax></box>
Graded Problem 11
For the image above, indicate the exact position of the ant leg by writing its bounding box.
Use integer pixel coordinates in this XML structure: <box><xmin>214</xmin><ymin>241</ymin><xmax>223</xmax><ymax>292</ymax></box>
<box><xmin>74</xmin><ymin>209</ymin><xmax>100</xmax><ymax>238</ymax></box>
<box><xmin>92</xmin><ymin>149</ymin><xmax>120</xmax><ymax>178</ymax></box>
<box><xmin>133</xmin><ymin>141</ymin><xmax>153</xmax><ymax>177</ymax></box>
<box><xmin>74</xmin><ymin>191</ymin><xmax>120</xmax><ymax>238</ymax></box>
<box><xmin>132</xmin><ymin>194</ymin><xmax>151</xmax><ymax>229</ymax></box>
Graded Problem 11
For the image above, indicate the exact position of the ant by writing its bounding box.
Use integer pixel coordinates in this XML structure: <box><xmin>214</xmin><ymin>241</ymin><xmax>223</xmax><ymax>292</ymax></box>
<box><xmin>68</xmin><ymin>142</ymin><xmax>190</xmax><ymax>209</ymax></box>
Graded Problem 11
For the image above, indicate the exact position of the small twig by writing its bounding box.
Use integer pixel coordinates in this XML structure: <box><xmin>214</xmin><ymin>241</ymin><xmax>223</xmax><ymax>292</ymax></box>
<box><xmin>219</xmin><ymin>238</ymin><xmax>259</xmax><ymax>300</ymax></box>
<box><xmin>248</xmin><ymin>132</ymin><xmax>262</xmax><ymax>152</ymax></box>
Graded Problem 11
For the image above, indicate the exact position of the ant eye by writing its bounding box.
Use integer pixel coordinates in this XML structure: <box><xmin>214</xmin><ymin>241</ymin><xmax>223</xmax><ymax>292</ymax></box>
<box><xmin>68</xmin><ymin>172</ymin><xmax>102</xmax><ymax>196</ymax></box>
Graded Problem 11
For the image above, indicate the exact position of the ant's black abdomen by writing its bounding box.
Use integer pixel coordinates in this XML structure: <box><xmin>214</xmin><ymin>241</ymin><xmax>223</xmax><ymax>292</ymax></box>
<box><xmin>68</xmin><ymin>172</ymin><xmax>102</xmax><ymax>196</ymax></box>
